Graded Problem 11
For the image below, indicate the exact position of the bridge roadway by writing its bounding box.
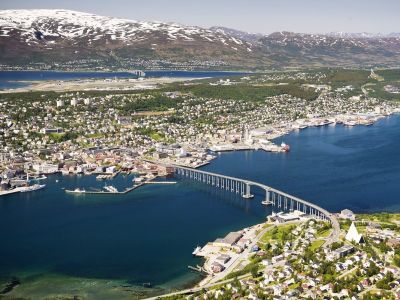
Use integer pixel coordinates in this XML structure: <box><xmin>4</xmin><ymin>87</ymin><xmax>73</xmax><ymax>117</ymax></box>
<box><xmin>173</xmin><ymin>165</ymin><xmax>340</xmax><ymax>246</ymax></box>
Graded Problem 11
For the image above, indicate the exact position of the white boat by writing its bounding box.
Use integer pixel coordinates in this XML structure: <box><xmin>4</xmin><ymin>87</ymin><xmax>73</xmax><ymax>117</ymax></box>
<box><xmin>192</xmin><ymin>246</ymin><xmax>201</xmax><ymax>256</ymax></box>
<box><xmin>20</xmin><ymin>184</ymin><xmax>46</xmax><ymax>193</ymax></box>
<box><xmin>65</xmin><ymin>188</ymin><xmax>86</xmax><ymax>194</ymax></box>
<box><xmin>104</xmin><ymin>185</ymin><xmax>118</xmax><ymax>193</ymax></box>
<box><xmin>133</xmin><ymin>176</ymin><xmax>145</xmax><ymax>183</ymax></box>
<box><xmin>344</xmin><ymin>120</ymin><xmax>357</xmax><ymax>126</ymax></box>
<box><xmin>280</xmin><ymin>142</ymin><xmax>290</xmax><ymax>152</ymax></box>
<box><xmin>262</xmin><ymin>200</ymin><xmax>273</xmax><ymax>206</ymax></box>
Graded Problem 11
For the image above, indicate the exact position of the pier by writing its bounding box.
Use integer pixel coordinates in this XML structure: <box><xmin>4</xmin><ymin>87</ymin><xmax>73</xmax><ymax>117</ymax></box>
<box><xmin>64</xmin><ymin>181</ymin><xmax>177</xmax><ymax>195</ymax></box>
<box><xmin>173</xmin><ymin>165</ymin><xmax>339</xmax><ymax>245</ymax></box>
<box><xmin>65</xmin><ymin>183</ymin><xmax>145</xmax><ymax>195</ymax></box>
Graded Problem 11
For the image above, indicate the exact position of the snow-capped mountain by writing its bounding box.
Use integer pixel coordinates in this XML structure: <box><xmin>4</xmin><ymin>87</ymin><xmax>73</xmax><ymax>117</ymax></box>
<box><xmin>209</xmin><ymin>26</ymin><xmax>263</xmax><ymax>44</ymax></box>
<box><xmin>259</xmin><ymin>31</ymin><xmax>400</xmax><ymax>68</ymax></box>
<box><xmin>0</xmin><ymin>9</ymin><xmax>400</xmax><ymax>69</ymax></box>
<box><xmin>0</xmin><ymin>9</ymin><xmax>256</xmax><ymax>68</ymax></box>
<box><xmin>0</xmin><ymin>9</ymin><xmax>252</xmax><ymax>47</ymax></box>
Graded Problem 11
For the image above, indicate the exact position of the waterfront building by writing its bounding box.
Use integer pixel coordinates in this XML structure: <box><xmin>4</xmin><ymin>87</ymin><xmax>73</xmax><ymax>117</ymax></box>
<box><xmin>213</xmin><ymin>231</ymin><xmax>243</xmax><ymax>248</ymax></box>
<box><xmin>339</xmin><ymin>209</ymin><xmax>355</xmax><ymax>221</ymax></box>
<box><xmin>211</xmin><ymin>262</ymin><xmax>225</xmax><ymax>273</ymax></box>
<box><xmin>105</xmin><ymin>166</ymin><xmax>116</xmax><ymax>174</ymax></box>
<box><xmin>32</xmin><ymin>163</ymin><xmax>59</xmax><ymax>174</ymax></box>
<box><xmin>216</xmin><ymin>254</ymin><xmax>231</xmax><ymax>264</ymax></box>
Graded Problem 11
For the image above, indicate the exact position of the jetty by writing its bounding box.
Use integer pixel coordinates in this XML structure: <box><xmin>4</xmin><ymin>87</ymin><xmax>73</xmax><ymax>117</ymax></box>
<box><xmin>188</xmin><ymin>265</ymin><xmax>208</xmax><ymax>275</ymax></box>
<box><xmin>64</xmin><ymin>180</ymin><xmax>177</xmax><ymax>195</ymax></box>
<box><xmin>144</xmin><ymin>181</ymin><xmax>177</xmax><ymax>184</ymax></box>
<box><xmin>65</xmin><ymin>183</ymin><xmax>145</xmax><ymax>195</ymax></box>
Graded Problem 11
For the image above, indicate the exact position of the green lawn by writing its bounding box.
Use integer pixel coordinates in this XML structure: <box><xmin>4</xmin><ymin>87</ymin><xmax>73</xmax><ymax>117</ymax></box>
<box><xmin>260</xmin><ymin>224</ymin><xmax>296</xmax><ymax>244</ymax></box>
<box><xmin>317</xmin><ymin>229</ymin><xmax>332</xmax><ymax>238</ymax></box>
<box><xmin>309</xmin><ymin>240</ymin><xmax>324</xmax><ymax>251</ymax></box>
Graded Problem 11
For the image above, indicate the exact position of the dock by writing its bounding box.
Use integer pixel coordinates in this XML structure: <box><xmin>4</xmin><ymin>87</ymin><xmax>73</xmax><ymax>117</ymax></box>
<box><xmin>188</xmin><ymin>265</ymin><xmax>208</xmax><ymax>275</ymax></box>
<box><xmin>144</xmin><ymin>181</ymin><xmax>177</xmax><ymax>184</ymax></box>
<box><xmin>65</xmin><ymin>183</ymin><xmax>145</xmax><ymax>195</ymax></box>
<box><xmin>64</xmin><ymin>180</ymin><xmax>177</xmax><ymax>195</ymax></box>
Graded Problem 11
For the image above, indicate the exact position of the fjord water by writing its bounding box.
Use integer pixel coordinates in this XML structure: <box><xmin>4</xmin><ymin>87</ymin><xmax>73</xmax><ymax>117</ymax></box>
<box><xmin>1</xmin><ymin>115</ymin><xmax>400</xmax><ymax>298</ymax></box>
<box><xmin>204</xmin><ymin>114</ymin><xmax>400</xmax><ymax>212</ymax></box>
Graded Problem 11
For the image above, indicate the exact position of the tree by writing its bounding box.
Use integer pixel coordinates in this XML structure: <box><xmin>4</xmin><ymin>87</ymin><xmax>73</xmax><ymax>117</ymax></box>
<box><xmin>250</xmin><ymin>265</ymin><xmax>259</xmax><ymax>278</ymax></box>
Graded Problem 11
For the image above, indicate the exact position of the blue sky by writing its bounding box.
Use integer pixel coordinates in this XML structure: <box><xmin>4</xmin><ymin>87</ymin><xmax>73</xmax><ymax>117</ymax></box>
<box><xmin>1</xmin><ymin>0</ymin><xmax>399</xmax><ymax>34</ymax></box>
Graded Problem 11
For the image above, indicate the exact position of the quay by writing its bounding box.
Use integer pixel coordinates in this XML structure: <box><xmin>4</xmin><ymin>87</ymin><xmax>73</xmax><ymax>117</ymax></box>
<box><xmin>144</xmin><ymin>181</ymin><xmax>177</xmax><ymax>184</ymax></box>
<box><xmin>64</xmin><ymin>180</ymin><xmax>177</xmax><ymax>195</ymax></box>
<box><xmin>65</xmin><ymin>183</ymin><xmax>145</xmax><ymax>195</ymax></box>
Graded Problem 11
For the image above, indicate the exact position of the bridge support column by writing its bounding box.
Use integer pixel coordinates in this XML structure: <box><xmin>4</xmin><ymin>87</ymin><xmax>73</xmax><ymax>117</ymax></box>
<box><xmin>234</xmin><ymin>181</ymin><xmax>237</xmax><ymax>193</ymax></box>
<box><xmin>242</xmin><ymin>183</ymin><xmax>253</xmax><ymax>199</ymax></box>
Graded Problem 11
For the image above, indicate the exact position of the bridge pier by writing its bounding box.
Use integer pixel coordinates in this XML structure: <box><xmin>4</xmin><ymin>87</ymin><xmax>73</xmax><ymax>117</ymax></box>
<box><xmin>173</xmin><ymin>166</ymin><xmax>334</xmax><ymax>227</ymax></box>
<box><xmin>242</xmin><ymin>183</ymin><xmax>254</xmax><ymax>199</ymax></box>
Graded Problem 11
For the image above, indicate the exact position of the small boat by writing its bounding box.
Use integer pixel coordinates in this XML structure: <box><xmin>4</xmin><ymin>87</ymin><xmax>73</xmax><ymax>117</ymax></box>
<box><xmin>65</xmin><ymin>188</ymin><xmax>86</xmax><ymax>194</ymax></box>
<box><xmin>262</xmin><ymin>200</ymin><xmax>273</xmax><ymax>206</ymax></box>
<box><xmin>192</xmin><ymin>246</ymin><xmax>201</xmax><ymax>256</ymax></box>
<box><xmin>133</xmin><ymin>176</ymin><xmax>145</xmax><ymax>183</ymax></box>
<box><xmin>20</xmin><ymin>184</ymin><xmax>46</xmax><ymax>193</ymax></box>
<box><xmin>281</xmin><ymin>142</ymin><xmax>290</xmax><ymax>152</ymax></box>
<box><xmin>142</xmin><ymin>282</ymin><xmax>152</xmax><ymax>288</ymax></box>
<box><xmin>104</xmin><ymin>185</ymin><xmax>118</xmax><ymax>193</ymax></box>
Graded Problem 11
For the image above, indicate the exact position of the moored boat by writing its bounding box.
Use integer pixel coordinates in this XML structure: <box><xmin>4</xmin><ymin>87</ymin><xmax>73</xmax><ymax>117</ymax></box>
<box><xmin>192</xmin><ymin>246</ymin><xmax>201</xmax><ymax>256</ymax></box>
<box><xmin>281</xmin><ymin>142</ymin><xmax>290</xmax><ymax>152</ymax></box>
<box><xmin>20</xmin><ymin>184</ymin><xmax>46</xmax><ymax>193</ymax></box>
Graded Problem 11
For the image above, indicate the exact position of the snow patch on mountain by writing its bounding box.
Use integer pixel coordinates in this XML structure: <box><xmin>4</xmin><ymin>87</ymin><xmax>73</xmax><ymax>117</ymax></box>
<box><xmin>0</xmin><ymin>9</ymin><xmax>252</xmax><ymax>48</ymax></box>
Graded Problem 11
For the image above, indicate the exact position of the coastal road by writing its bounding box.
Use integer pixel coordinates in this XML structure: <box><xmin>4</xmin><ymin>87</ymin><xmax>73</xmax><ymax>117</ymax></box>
<box><xmin>143</xmin><ymin>273</ymin><xmax>252</xmax><ymax>300</ymax></box>
<box><xmin>323</xmin><ymin>214</ymin><xmax>340</xmax><ymax>247</ymax></box>
<box><xmin>200</xmin><ymin>223</ymin><xmax>279</xmax><ymax>286</ymax></box>
<box><xmin>144</xmin><ymin>222</ymin><xmax>299</xmax><ymax>300</ymax></box>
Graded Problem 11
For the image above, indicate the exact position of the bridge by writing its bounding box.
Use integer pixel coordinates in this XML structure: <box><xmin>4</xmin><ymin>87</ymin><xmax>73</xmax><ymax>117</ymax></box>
<box><xmin>173</xmin><ymin>165</ymin><xmax>340</xmax><ymax>244</ymax></box>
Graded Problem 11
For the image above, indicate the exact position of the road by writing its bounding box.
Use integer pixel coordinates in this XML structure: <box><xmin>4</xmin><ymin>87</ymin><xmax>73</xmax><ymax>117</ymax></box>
<box><xmin>144</xmin><ymin>221</ymin><xmax>300</xmax><ymax>300</ymax></box>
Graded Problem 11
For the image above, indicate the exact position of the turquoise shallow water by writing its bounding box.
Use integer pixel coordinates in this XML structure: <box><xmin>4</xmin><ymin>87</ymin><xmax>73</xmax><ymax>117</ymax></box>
<box><xmin>0</xmin><ymin>114</ymin><xmax>399</xmax><ymax>298</ymax></box>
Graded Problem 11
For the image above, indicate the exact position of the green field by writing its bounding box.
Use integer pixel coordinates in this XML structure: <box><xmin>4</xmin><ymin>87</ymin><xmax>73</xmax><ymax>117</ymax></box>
<box><xmin>260</xmin><ymin>224</ymin><xmax>297</xmax><ymax>244</ymax></box>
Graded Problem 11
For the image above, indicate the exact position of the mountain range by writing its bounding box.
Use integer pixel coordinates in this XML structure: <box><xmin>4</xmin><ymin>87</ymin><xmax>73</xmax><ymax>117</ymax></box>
<box><xmin>1</xmin><ymin>9</ymin><xmax>400</xmax><ymax>70</ymax></box>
